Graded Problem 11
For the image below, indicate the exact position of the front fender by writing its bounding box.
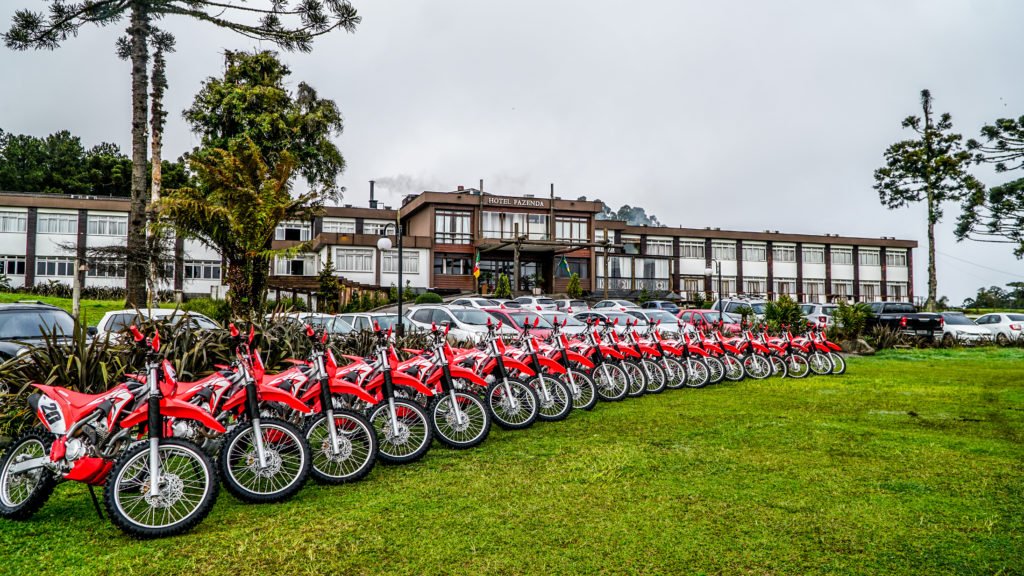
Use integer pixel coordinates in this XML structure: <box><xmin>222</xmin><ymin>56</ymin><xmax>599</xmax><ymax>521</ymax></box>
<box><xmin>638</xmin><ymin>343</ymin><xmax>661</xmax><ymax>358</ymax></box>
<box><xmin>687</xmin><ymin>345</ymin><xmax>710</xmax><ymax>357</ymax></box>
<box><xmin>258</xmin><ymin>385</ymin><xmax>313</xmax><ymax>414</ymax></box>
<box><xmin>448</xmin><ymin>365</ymin><xmax>488</xmax><ymax>388</ymax></box>
<box><xmin>161</xmin><ymin>397</ymin><xmax>227</xmax><ymax>433</ymax></box>
<box><xmin>565</xmin><ymin>350</ymin><xmax>594</xmax><ymax>369</ymax></box>
<box><xmin>328</xmin><ymin>380</ymin><xmax>379</xmax><ymax>405</ymax></box>
<box><xmin>660</xmin><ymin>344</ymin><xmax>682</xmax><ymax>357</ymax></box>
<box><xmin>502</xmin><ymin>356</ymin><xmax>536</xmax><ymax>378</ymax></box>
<box><xmin>391</xmin><ymin>371</ymin><xmax>435</xmax><ymax>397</ymax></box>
<box><xmin>618</xmin><ymin>346</ymin><xmax>641</xmax><ymax>359</ymax></box>
<box><xmin>535</xmin><ymin>355</ymin><xmax>567</xmax><ymax>375</ymax></box>
<box><xmin>598</xmin><ymin>345</ymin><xmax>624</xmax><ymax>360</ymax></box>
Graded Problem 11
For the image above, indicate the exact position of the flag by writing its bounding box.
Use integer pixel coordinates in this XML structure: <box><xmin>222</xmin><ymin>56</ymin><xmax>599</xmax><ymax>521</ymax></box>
<box><xmin>472</xmin><ymin>251</ymin><xmax>481</xmax><ymax>279</ymax></box>
<box><xmin>560</xmin><ymin>255</ymin><xmax>572</xmax><ymax>275</ymax></box>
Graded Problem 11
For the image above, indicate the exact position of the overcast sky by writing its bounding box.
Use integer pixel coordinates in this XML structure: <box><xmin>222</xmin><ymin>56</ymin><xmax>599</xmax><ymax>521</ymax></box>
<box><xmin>2</xmin><ymin>1</ymin><xmax>1022</xmax><ymax>302</ymax></box>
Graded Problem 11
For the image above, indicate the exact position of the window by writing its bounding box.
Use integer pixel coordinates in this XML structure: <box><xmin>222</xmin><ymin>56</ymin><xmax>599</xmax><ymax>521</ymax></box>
<box><xmin>680</xmin><ymin>241</ymin><xmax>705</xmax><ymax>260</ymax></box>
<box><xmin>886</xmin><ymin>250</ymin><xmax>907</xmax><ymax>267</ymax></box>
<box><xmin>646</xmin><ymin>239</ymin><xmax>672</xmax><ymax>256</ymax></box>
<box><xmin>712</xmin><ymin>241</ymin><xmax>736</xmax><ymax>261</ymax></box>
<box><xmin>635</xmin><ymin>258</ymin><xmax>669</xmax><ymax>279</ymax></box>
<box><xmin>887</xmin><ymin>282</ymin><xmax>907</xmax><ymax>300</ymax></box>
<box><xmin>35</xmin><ymin>256</ymin><xmax>74</xmax><ymax>277</ymax></box>
<box><xmin>382</xmin><ymin>250</ymin><xmax>419</xmax><ymax>274</ymax></box>
<box><xmin>322</xmin><ymin>218</ymin><xmax>355</xmax><ymax>234</ymax></box>
<box><xmin>681</xmin><ymin>276</ymin><xmax>703</xmax><ymax>294</ymax></box>
<box><xmin>433</xmin><ymin>254</ymin><xmax>471</xmax><ymax>275</ymax></box>
<box><xmin>832</xmin><ymin>280</ymin><xmax>853</xmax><ymax>297</ymax></box>
<box><xmin>364</xmin><ymin>221</ymin><xmax>392</xmax><ymax>236</ymax></box>
<box><xmin>597</xmin><ymin>256</ymin><xmax>632</xmax><ymax>278</ymax></box>
<box><xmin>527</xmin><ymin>214</ymin><xmax>549</xmax><ymax>241</ymax></box>
<box><xmin>718</xmin><ymin>277</ymin><xmax>737</xmax><ymax>296</ymax></box>
<box><xmin>622</xmin><ymin>236</ymin><xmax>641</xmax><ymax>255</ymax></box>
<box><xmin>335</xmin><ymin>248</ymin><xmax>374</xmax><ymax>273</ymax></box>
<box><xmin>86</xmin><ymin>215</ymin><xmax>128</xmax><ymax>236</ymax></box>
<box><xmin>772</xmin><ymin>244</ymin><xmax>796</xmax><ymax>262</ymax></box>
<box><xmin>434</xmin><ymin>210</ymin><xmax>472</xmax><ymax>244</ymax></box>
<box><xmin>555</xmin><ymin>217</ymin><xmax>588</xmax><ymax>242</ymax></box>
<box><xmin>0</xmin><ymin>211</ymin><xmax>27</xmax><ymax>233</ymax></box>
<box><xmin>743</xmin><ymin>277</ymin><xmax>766</xmax><ymax>295</ymax></box>
<box><xmin>275</xmin><ymin>221</ymin><xmax>311</xmax><ymax>241</ymax></box>
<box><xmin>184</xmin><ymin>260</ymin><xmax>221</xmax><ymax>280</ymax></box>
<box><xmin>831</xmin><ymin>248</ymin><xmax>853</xmax><ymax>265</ymax></box>
<box><xmin>802</xmin><ymin>246</ymin><xmax>824</xmax><ymax>264</ymax></box>
<box><xmin>1</xmin><ymin>255</ymin><xmax>26</xmax><ymax>275</ymax></box>
<box><xmin>859</xmin><ymin>249</ymin><xmax>880</xmax><ymax>266</ymax></box>
<box><xmin>556</xmin><ymin>258</ymin><xmax>589</xmax><ymax>278</ymax></box>
<box><xmin>803</xmin><ymin>280</ymin><xmax>825</xmax><ymax>301</ymax></box>
<box><xmin>275</xmin><ymin>255</ymin><xmax>317</xmax><ymax>276</ymax></box>
<box><xmin>860</xmin><ymin>281</ymin><xmax>880</xmax><ymax>301</ymax></box>
<box><xmin>742</xmin><ymin>244</ymin><xmax>766</xmax><ymax>262</ymax></box>
<box><xmin>87</xmin><ymin>260</ymin><xmax>125</xmax><ymax>278</ymax></box>
<box><xmin>37</xmin><ymin>213</ymin><xmax>77</xmax><ymax>235</ymax></box>
<box><xmin>774</xmin><ymin>277</ymin><xmax>797</xmax><ymax>296</ymax></box>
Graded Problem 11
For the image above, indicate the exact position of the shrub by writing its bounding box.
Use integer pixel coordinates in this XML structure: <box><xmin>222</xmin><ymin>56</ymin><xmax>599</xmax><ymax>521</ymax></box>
<box><xmin>567</xmin><ymin>273</ymin><xmax>582</xmax><ymax>299</ymax></box>
<box><xmin>493</xmin><ymin>274</ymin><xmax>512</xmax><ymax>299</ymax></box>
<box><xmin>867</xmin><ymin>325</ymin><xmax>909</xmax><ymax>350</ymax></box>
<box><xmin>415</xmin><ymin>292</ymin><xmax>443</xmax><ymax>305</ymax></box>
<box><xmin>763</xmin><ymin>295</ymin><xmax>806</xmax><ymax>332</ymax></box>
<box><xmin>833</xmin><ymin>301</ymin><xmax>873</xmax><ymax>340</ymax></box>
<box><xmin>182</xmin><ymin>297</ymin><xmax>232</xmax><ymax>325</ymax></box>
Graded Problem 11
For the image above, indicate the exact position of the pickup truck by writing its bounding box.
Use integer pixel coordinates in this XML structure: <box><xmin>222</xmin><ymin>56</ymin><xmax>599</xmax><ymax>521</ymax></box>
<box><xmin>865</xmin><ymin>302</ymin><xmax>943</xmax><ymax>339</ymax></box>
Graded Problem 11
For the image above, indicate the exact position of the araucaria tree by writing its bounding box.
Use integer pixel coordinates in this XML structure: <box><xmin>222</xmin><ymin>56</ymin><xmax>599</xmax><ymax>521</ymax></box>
<box><xmin>957</xmin><ymin>116</ymin><xmax>1024</xmax><ymax>257</ymax></box>
<box><xmin>873</xmin><ymin>89</ymin><xmax>983</xmax><ymax>311</ymax></box>
<box><xmin>4</xmin><ymin>1</ymin><xmax>360</xmax><ymax>308</ymax></box>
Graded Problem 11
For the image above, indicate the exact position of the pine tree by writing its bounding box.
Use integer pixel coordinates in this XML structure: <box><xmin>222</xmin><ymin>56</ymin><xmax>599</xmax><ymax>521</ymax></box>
<box><xmin>317</xmin><ymin>253</ymin><xmax>340</xmax><ymax>313</ymax></box>
<box><xmin>494</xmin><ymin>273</ymin><xmax>512</xmax><ymax>299</ymax></box>
<box><xmin>566</xmin><ymin>272</ymin><xmax>583</xmax><ymax>299</ymax></box>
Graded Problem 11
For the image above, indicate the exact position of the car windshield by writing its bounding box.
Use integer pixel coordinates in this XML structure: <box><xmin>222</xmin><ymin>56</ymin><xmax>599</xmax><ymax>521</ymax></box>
<box><xmin>701</xmin><ymin>312</ymin><xmax>739</xmax><ymax>324</ymax></box>
<box><xmin>606</xmin><ymin>312</ymin><xmax>642</xmax><ymax>325</ymax></box>
<box><xmin>475</xmin><ymin>299</ymin><xmax>499</xmax><ymax>306</ymax></box>
<box><xmin>191</xmin><ymin>316</ymin><xmax>220</xmax><ymax>330</ymax></box>
<box><xmin>800</xmin><ymin>305</ymin><xmax>815</xmax><ymax>314</ymax></box>
<box><xmin>451</xmin><ymin>309</ymin><xmax>492</xmax><ymax>325</ymax></box>
<box><xmin>638</xmin><ymin>310</ymin><xmax>676</xmax><ymax>324</ymax></box>
<box><xmin>942</xmin><ymin>314</ymin><xmax>974</xmax><ymax>326</ymax></box>
<box><xmin>1008</xmin><ymin>314</ymin><xmax>1024</xmax><ymax>321</ymax></box>
<box><xmin>536</xmin><ymin>298</ymin><xmax>555</xmax><ymax>306</ymax></box>
<box><xmin>371</xmin><ymin>315</ymin><xmax>414</xmax><ymax>331</ymax></box>
<box><xmin>749</xmin><ymin>303</ymin><xmax>766</xmax><ymax>314</ymax></box>
<box><xmin>509</xmin><ymin>311</ymin><xmax>553</xmax><ymax>328</ymax></box>
<box><xmin>543</xmin><ymin>313</ymin><xmax>584</xmax><ymax>326</ymax></box>
<box><xmin>0</xmin><ymin>309</ymin><xmax>75</xmax><ymax>340</ymax></box>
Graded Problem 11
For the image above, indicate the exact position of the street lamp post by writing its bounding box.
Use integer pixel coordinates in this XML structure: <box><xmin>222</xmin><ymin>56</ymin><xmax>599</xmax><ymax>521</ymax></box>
<box><xmin>377</xmin><ymin>223</ymin><xmax>404</xmax><ymax>336</ymax></box>
<box><xmin>704</xmin><ymin>260</ymin><xmax>723</xmax><ymax>324</ymax></box>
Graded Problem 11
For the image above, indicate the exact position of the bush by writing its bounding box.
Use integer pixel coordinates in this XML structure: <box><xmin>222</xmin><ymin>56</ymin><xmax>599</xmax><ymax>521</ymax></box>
<box><xmin>415</xmin><ymin>292</ymin><xmax>443</xmax><ymax>305</ymax></box>
<box><xmin>833</xmin><ymin>301</ymin><xmax>872</xmax><ymax>340</ymax></box>
<box><xmin>763</xmin><ymin>295</ymin><xmax>806</xmax><ymax>332</ymax></box>
<box><xmin>567</xmin><ymin>273</ymin><xmax>582</xmax><ymax>299</ymax></box>
<box><xmin>493</xmin><ymin>274</ymin><xmax>512</xmax><ymax>299</ymax></box>
<box><xmin>866</xmin><ymin>325</ymin><xmax>909</xmax><ymax>350</ymax></box>
<box><xmin>181</xmin><ymin>297</ymin><xmax>232</xmax><ymax>325</ymax></box>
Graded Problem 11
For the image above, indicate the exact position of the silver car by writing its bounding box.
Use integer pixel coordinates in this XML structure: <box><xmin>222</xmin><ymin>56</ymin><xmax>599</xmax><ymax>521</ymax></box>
<box><xmin>800</xmin><ymin>303</ymin><xmax>838</xmax><ymax>328</ymax></box>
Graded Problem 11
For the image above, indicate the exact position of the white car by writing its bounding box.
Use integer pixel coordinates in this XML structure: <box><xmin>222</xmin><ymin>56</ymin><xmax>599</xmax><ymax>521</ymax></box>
<box><xmin>449</xmin><ymin>297</ymin><xmax>501</xmax><ymax>309</ymax></box>
<box><xmin>96</xmin><ymin>308</ymin><xmax>220</xmax><ymax>340</ymax></box>
<box><xmin>801</xmin><ymin>303</ymin><xmax>838</xmax><ymax>328</ymax></box>
<box><xmin>939</xmin><ymin>313</ymin><xmax>992</xmax><ymax>345</ymax></box>
<box><xmin>626</xmin><ymin>309</ymin><xmax>682</xmax><ymax>336</ymax></box>
<box><xmin>538</xmin><ymin>311</ymin><xmax>588</xmax><ymax>336</ymax></box>
<box><xmin>406</xmin><ymin>305</ymin><xmax>517</xmax><ymax>342</ymax></box>
<box><xmin>573</xmin><ymin>310</ymin><xmax>644</xmax><ymax>335</ymax></box>
<box><xmin>553</xmin><ymin>299</ymin><xmax>590</xmax><ymax>313</ymax></box>
<box><xmin>513</xmin><ymin>296</ymin><xmax>558</xmax><ymax>311</ymax></box>
<box><xmin>592</xmin><ymin>299</ymin><xmax>639</xmax><ymax>312</ymax></box>
<box><xmin>338</xmin><ymin>313</ymin><xmax>419</xmax><ymax>334</ymax></box>
<box><xmin>974</xmin><ymin>312</ymin><xmax>1024</xmax><ymax>344</ymax></box>
<box><xmin>270</xmin><ymin>312</ymin><xmax>353</xmax><ymax>335</ymax></box>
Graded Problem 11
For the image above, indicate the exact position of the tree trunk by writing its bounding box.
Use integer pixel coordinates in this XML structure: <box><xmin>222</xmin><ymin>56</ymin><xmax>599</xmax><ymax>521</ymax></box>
<box><xmin>126</xmin><ymin>5</ymin><xmax>150</xmax><ymax>308</ymax></box>
<box><xmin>926</xmin><ymin>197</ymin><xmax>937</xmax><ymax>312</ymax></box>
<box><xmin>226</xmin><ymin>256</ymin><xmax>270</xmax><ymax>322</ymax></box>
<box><xmin>147</xmin><ymin>45</ymin><xmax>166</xmax><ymax>309</ymax></box>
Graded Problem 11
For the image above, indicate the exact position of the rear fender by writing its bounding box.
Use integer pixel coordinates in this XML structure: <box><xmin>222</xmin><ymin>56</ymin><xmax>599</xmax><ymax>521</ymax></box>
<box><xmin>161</xmin><ymin>397</ymin><xmax>226</xmax><ymax>433</ymax></box>
<box><xmin>258</xmin><ymin>385</ymin><xmax>313</xmax><ymax>414</ymax></box>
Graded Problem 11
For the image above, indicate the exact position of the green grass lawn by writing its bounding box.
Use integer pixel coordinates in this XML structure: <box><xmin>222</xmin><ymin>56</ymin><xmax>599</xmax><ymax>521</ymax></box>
<box><xmin>1</xmin><ymin>348</ymin><xmax>1021</xmax><ymax>575</ymax></box>
<box><xmin>0</xmin><ymin>293</ymin><xmax>177</xmax><ymax>326</ymax></box>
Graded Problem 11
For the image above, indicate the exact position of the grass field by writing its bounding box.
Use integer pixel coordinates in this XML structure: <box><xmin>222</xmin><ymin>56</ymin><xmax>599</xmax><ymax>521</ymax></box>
<box><xmin>0</xmin><ymin>348</ymin><xmax>1021</xmax><ymax>575</ymax></box>
<box><xmin>0</xmin><ymin>293</ymin><xmax>175</xmax><ymax>326</ymax></box>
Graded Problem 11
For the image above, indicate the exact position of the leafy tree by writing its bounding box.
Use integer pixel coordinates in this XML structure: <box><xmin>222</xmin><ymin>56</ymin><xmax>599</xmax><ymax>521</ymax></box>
<box><xmin>956</xmin><ymin>177</ymin><xmax>1024</xmax><ymax>258</ymax></box>
<box><xmin>5</xmin><ymin>0</ymin><xmax>361</xmax><ymax>308</ymax></box>
<box><xmin>832</xmin><ymin>301</ymin><xmax>873</xmax><ymax>340</ymax></box>
<box><xmin>762</xmin><ymin>295</ymin><xmax>805</xmax><ymax>332</ymax></box>
<box><xmin>493</xmin><ymin>273</ymin><xmax>513</xmax><ymax>299</ymax></box>
<box><xmin>566</xmin><ymin>272</ymin><xmax>582</xmax><ymax>299</ymax></box>
<box><xmin>968</xmin><ymin>115</ymin><xmax>1024</xmax><ymax>173</ymax></box>
<box><xmin>873</xmin><ymin>89</ymin><xmax>984</xmax><ymax>311</ymax></box>
<box><xmin>0</xmin><ymin>129</ymin><xmax>90</xmax><ymax>194</ymax></box>
<box><xmin>317</xmin><ymin>253</ymin><xmax>340</xmax><ymax>314</ymax></box>
<box><xmin>595</xmin><ymin>202</ymin><xmax>663</xmax><ymax>226</ymax></box>
<box><xmin>636</xmin><ymin>286</ymin><xmax>650</xmax><ymax>304</ymax></box>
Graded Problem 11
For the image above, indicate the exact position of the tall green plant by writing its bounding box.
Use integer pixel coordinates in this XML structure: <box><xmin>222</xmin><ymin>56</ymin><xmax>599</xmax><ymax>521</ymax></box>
<box><xmin>833</xmin><ymin>301</ymin><xmax>873</xmax><ymax>340</ymax></box>
<box><xmin>763</xmin><ymin>295</ymin><xmax>805</xmax><ymax>331</ymax></box>
<box><xmin>493</xmin><ymin>274</ymin><xmax>512</xmax><ymax>299</ymax></box>
<box><xmin>566</xmin><ymin>272</ymin><xmax>583</xmax><ymax>299</ymax></box>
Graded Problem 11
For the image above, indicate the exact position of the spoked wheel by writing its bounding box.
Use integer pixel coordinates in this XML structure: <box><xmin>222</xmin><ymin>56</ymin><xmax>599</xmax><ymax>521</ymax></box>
<box><xmin>829</xmin><ymin>352</ymin><xmax>846</xmax><ymax>375</ymax></box>
<box><xmin>722</xmin><ymin>355</ymin><xmax>745</xmax><ymax>381</ymax></box>
<box><xmin>808</xmin><ymin>352</ymin><xmax>834</xmax><ymax>376</ymax></box>
<box><xmin>105</xmin><ymin>439</ymin><xmax>218</xmax><ymax>538</ymax></box>
<box><xmin>304</xmin><ymin>410</ymin><xmax>377</xmax><ymax>484</ymax></box>
<box><xmin>662</xmin><ymin>357</ymin><xmax>687</xmax><ymax>390</ymax></box>
<box><xmin>530</xmin><ymin>375</ymin><xmax>573</xmax><ymax>422</ymax></box>
<box><xmin>743</xmin><ymin>355</ymin><xmax>772</xmax><ymax>380</ymax></box>
<box><xmin>704</xmin><ymin>356</ymin><xmax>725</xmax><ymax>384</ymax></box>
<box><xmin>684</xmin><ymin>358</ymin><xmax>710</xmax><ymax>388</ymax></box>
<box><xmin>592</xmin><ymin>363</ymin><xmax>629</xmax><ymax>402</ymax></box>
<box><xmin>768</xmin><ymin>355</ymin><xmax>788</xmax><ymax>378</ymax></box>
<box><xmin>641</xmin><ymin>359</ymin><xmax>667</xmax><ymax>394</ymax></box>
<box><xmin>429</xmin><ymin>391</ymin><xmax>491</xmax><ymax>449</ymax></box>
<box><xmin>622</xmin><ymin>361</ymin><xmax>647</xmax><ymax>397</ymax></box>
<box><xmin>486</xmin><ymin>379</ymin><xmax>539</xmax><ymax>430</ymax></box>
<box><xmin>564</xmin><ymin>370</ymin><xmax>598</xmax><ymax>411</ymax></box>
<box><xmin>0</xmin><ymin>428</ymin><xmax>56</xmax><ymax>521</ymax></box>
<box><xmin>220</xmin><ymin>418</ymin><xmax>311</xmax><ymax>503</ymax></box>
<box><xmin>786</xmin><ymin>354</ymin><xmax>811</xmax><ymax>378</ymax></box>
<box><xmin>369</xmin><ymin>399</ymin><xmax>433</xmax><ymax>464</ymax></box>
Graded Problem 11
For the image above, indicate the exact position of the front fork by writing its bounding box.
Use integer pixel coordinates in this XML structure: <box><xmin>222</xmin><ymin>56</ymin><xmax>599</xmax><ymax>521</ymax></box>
<box><xmin>493</xmin><ymin>355</ymin><xmax>519</xmax><ymax>411</ymax></box>
<box><xmin>559</xmin><ymin>350</ymin><xmax>579</xmax><ymax>394</ymax></box>
<box><xmin>530</xmin><ymin>353</ymin><xmax>552</xmax><ymax>403</ymax></box>
<box><xmin>244</xmin><ymin>379</ymin><xmax>269</xmax><ymax>468</ymax></box>
<box><xmin>317</xmin><ymin>370</ymin><xmax>343</xmax><ymax>455</ymax></box>
<box><xmin>439</xmin><ymin>363</ymin><xmax>467</xmax><ymax>426</ymax></box>
<box><xmin>146</xmin><ymin>365</ymin><xmax>163</xmax><ymax>498</ymax></box>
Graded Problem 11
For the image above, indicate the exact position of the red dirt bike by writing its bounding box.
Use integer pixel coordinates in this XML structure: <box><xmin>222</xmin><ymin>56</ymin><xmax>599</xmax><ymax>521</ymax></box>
<box><xmin>539</xmin><ymin>320</ymin><xmax>598</xmax><ymax>411</ymax></box>
<box><xmin>572</xmin><ymin>318</ymin><xmax>629</xmax><ymax>402</ymax></box>
<box><xmin>504</xmin><ymin>319</ymin><xmax>573</xmax><ymax>421</ymax></box>
<box><xmin>470</xmin><ymin>319</ymin><xmax>541</xmax><ymax>430</ymax></box>
<box><xmin>0</xmin><ymin>327</ymin><xmax>221</xmax><ymax>538</ymax></box>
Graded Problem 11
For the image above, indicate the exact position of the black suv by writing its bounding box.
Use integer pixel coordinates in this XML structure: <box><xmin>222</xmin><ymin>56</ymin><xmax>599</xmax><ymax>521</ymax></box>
<box><xmin>0</xmin><ymin>302</ymin><xmax>76</xmax><ymax>361</ymax></box>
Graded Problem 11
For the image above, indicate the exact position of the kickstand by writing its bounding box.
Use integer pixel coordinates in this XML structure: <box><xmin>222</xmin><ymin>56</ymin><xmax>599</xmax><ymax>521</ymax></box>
<box><xmin>87</xmin><ymin>485</ymin><xmax>104</xmax><ymax>520</ymax></box>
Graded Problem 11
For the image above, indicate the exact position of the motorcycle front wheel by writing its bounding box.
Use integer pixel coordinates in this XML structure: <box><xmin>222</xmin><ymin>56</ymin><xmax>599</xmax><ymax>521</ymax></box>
<box><xmin>220</xmin><ymin>418</ymin><xmax>311</xmax><ymax>503</ymax></box>
<box><xmin>304</xmin><ymin>410</ymin><xmax>377</xmax><ymax>484</ymax></box>
<box><xmin>369</xmin><ymin>399</ymin><xmax>433</xmax><ymax>464</ymax></box>
<box><xmin>0</xmin><ymin>428</ymin><xmax>56</xmax><ymax>521</ymax></box>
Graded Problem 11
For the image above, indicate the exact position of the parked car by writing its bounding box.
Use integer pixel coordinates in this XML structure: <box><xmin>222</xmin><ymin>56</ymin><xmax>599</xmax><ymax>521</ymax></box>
<box><xmin>449</xmin><ymin>297</ymin><xmax>501</xmax><ymax>309</ymax></box>
<box><xmin>865</xmin><ymin>302</ymin><xmax>943</xmax><ymax>339</ymax></box>
<box><xmin>490</xmin><ymin>299</ymin><xmax>523</xmax><ymax>309</ymax></box>
<box><xmin>538</xmin><ymin>311</ymin><xmax>589</xmax><ymax>336</ymax></box>
<box><xmin>552</xmin><ymin>299</ymin><xmax>590</xmax><ymax>313</ymax></box>
<box><xmin>573</xmin><ymin>310</ymin><xmax>645</xmax><ymax>334</ymax></box>
<box><xmin>800</xmin><ymin>303</ymin><xmax>838</xmax><ymax>328</ymax></box>
<box><xmin>96</xmin><ymin>308</ymin><xmax>221</xmax><ymax>340</ymax></box>
<box><xmin>939</xmin><ymin>312</ymin><xmax>993</xmax><ymax>345</ymax></box>
<box><xmin>337</xmin><ymin>313</ymin><xmax>417</xmax><ymax>333</ymax></box>
<box><xmin>592</xmin><ymin>299</ymin><xmax>639</xmax><ymax>312</ymax></box>
<box><xmin>482</xmin><ymin>308</ymin><xmax>554</xmax><ymax>340</ymax></box>
<box><xmin>974</xmin><ymin>312</ymin><xmax>1024</xmax><ymax>344</ymax></box>
<box><xmin>626</xmin><ymin>309</ymin><xmax>682</xmax><ymax>335</ymax></box>
<box><xmin>641</xmin><ymin>300</ymin><xmax>680</xmax><ymax>314</ymax></box>
<box><xmin>513</xmin><ymin>296</ymin><xmax>558</xmax><ymax>311</ymax></box>
<box><xmin>406</xmin><ymin>305</ymin><xmax>517</xmax><ymax>342</ymax></box>
<box><xmin>710</xmin><ymin>298</ymin><xmax>767</xmax><ymax>320</ymax></box>
<box><xmin>0</xmin><ymin>302</ymin><xmax>77</xmax><ymax>361</ymax></box>
<box><xmin>677</xmin><ymin>309</ymin><xmax>742</xmax><ymax>333</ymax></box>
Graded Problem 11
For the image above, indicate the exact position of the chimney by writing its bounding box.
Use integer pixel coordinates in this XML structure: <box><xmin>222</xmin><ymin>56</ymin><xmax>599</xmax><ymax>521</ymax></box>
<box><xmin>457</xmin><ymin>185</ymin><xmax>464</xmax><ymax>191</ymax></box>
<box><xmin>369</xmin><ymin>180</ymin><xmax>378</xmax><ymax>209</ymax></box>
<box><xmin>479</xmin><ymin>179</ymin><xmax>484</xmax><ymax>192</ymax></box>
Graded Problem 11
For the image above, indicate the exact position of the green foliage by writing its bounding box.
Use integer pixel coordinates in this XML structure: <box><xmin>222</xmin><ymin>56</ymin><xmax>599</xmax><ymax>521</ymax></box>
<box><xmin>493</xmin><ymin>273</ymin><xmax>513</xmax><ymax>299</ymax></box>
<box><xmin>691</xmin><ymin>293</ymin><xmax>709</xmax><ymax>310</ymax></box>
<box><xmin>968</xmin><ymin>115</ymin><xmax>1024</xmax><ymax>173</ymax></box>
<box><xmin>762</xmin><ymin>295</ymin><xmax>806</xmax><ymax>331</ymax></box>
<box><xmin>956</xmin><ymin>177</ymin><xmax>1024</xmax><ymax>258</ymax></box>
<box><xmin>317</xmin><ymin>254</ymin><xmax>340</xmax><ymax>313</ymax></box>
<box><xmin>566</xmin><ymin>272</ymin><xmax>583</xmax><ymax>299</ymax></box>
<box><xmin>961</xmin><ymin>282</ymin><xmax>1024</xmax><ymax>310</ymax></box>
<box><xmin>595</xmin><ymin>202</ymin><xmax>663</xmax><ymax>226</ymax></box>
<box><xmin>181</xmin><ymin>297</ymin><xmax>232</xmax><ymax>325</ymax></box>
<box><xmin>0</xmin><ymin>273</ymin><xmax>11</xmax><ymax>292</ymax></box>
<box><xmin>637</xmin><ymin>287</ymin><xmax>650</xmax><ymax>304</ymax></box>
<box><xmin>414</xmin><ymin>292</ymin><xmax>443</xmax><ymax>305</ymax></box>
<box><xmin>866</xmin><ymin>325</ymin><xmax>912</xmax><ymax>350</ymax></box>
<box><xmin>833</xmin><ymin>300</ymin><xmax>873</xmax><ymax>340</ymax></box>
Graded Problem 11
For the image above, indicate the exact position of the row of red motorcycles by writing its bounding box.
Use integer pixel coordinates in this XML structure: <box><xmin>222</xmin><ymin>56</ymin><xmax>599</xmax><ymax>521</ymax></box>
<box><xmin>0</xmin><ymin>317</ymin><xmax>844</xmax><ymax>538</ymax></box>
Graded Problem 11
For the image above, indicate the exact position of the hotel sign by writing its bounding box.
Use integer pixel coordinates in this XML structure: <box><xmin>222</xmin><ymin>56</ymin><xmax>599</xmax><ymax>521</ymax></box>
<box><xmin>484</xmin><ymin>196</ymin><xmax>549</xmax><ymax>209</ymax></box>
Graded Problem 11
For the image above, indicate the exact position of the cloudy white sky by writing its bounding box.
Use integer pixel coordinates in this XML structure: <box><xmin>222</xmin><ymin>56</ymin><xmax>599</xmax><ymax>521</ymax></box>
<box><xmin>2</xmin><ymin>1</ymin><xmax>1022</xmax><ymax>302</ymax></box>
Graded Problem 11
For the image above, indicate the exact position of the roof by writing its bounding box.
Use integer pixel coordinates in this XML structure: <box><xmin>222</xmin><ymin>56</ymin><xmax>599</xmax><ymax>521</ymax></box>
<box><xmin>0</xmin><ymin>302</ymin><xmax>65</xmax><ymax>311</ymax></box>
